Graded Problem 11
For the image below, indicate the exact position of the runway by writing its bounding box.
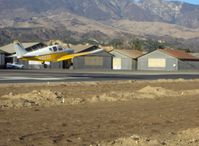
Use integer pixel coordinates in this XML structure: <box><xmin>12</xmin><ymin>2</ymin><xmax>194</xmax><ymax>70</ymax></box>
<box><xmin>1</xmin><ymin>69</ymin><xmax>199</xmax><ymax>83</ymax></box>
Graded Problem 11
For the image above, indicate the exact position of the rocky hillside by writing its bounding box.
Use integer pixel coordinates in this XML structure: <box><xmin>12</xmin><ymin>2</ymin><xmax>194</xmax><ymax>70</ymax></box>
<box><xmin>0</xmin><ymin>0</ymin><xmax>199</xmax><ymax>51</ymax></box>
<box><xmin>1</xmin><ymin>0</ymin><xmax>199</xmax><ymax>28</ymax></box>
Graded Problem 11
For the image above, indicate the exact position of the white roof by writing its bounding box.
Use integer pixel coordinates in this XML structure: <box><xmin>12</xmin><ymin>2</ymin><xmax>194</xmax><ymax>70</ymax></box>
<box><xmin>0</xmin><ymin>42</ymin><xmax>40</xmax><ymax>54</ymax></box>
<box><xmin>69</xmin><ymin>44</ymin><xmax>94</xmax><ymax>53</ymax></box>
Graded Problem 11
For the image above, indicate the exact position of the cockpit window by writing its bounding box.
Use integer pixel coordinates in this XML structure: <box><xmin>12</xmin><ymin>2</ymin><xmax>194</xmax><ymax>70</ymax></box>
<box><xmin>53</xmin><ymin>47</ymin><xmax>57</xmax><ymax>52</ymax></box>
<box><xmin>58</xmin><ymin>47</ymin><xmax>63</xmax><ymax>51</ymax></box>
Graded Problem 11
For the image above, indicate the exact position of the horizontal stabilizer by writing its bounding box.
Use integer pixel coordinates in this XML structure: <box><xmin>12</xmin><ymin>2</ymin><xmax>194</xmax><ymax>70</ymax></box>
<box><xmin>7</xmin><ymin>54</ymin><xmax>17</xmax><ymax>58</ymax></box>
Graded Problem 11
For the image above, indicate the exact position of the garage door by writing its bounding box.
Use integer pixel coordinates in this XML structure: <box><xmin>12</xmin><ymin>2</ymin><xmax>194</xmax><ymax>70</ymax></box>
<box><xmin>113</xmin><ymin>58</ymin><xmax>122</xmax><ymax>70</ymax></box>
<box><xmin>148</xmin><ymin>58</ymin><xmax>166</xmax><ymax>68</ymax></box>
<box><xmin>85</xmin><ymin>57</ymin><xmax>103</xmax><ymax>66</ymax></box>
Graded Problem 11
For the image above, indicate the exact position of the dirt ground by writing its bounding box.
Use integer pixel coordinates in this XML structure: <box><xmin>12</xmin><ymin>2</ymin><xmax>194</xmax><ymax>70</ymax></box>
<box><xmin>0</xmin><ymin>79</ymin><xmax>199</xmax><ymax>146</ymax></box>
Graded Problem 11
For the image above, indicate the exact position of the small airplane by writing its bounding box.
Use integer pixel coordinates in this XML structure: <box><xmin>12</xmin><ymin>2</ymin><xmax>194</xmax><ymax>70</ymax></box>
<box><xmin>13</xmin><ymin>40</ymin><xmax>103</xmax><ymax>68</ymax></box>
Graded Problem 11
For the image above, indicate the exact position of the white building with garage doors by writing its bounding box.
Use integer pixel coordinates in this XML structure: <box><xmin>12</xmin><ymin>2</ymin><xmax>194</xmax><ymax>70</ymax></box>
<box><xmin>138</xmin><ymin>49</ymin><xmax>199</xmax><ymax>71</ymax></box>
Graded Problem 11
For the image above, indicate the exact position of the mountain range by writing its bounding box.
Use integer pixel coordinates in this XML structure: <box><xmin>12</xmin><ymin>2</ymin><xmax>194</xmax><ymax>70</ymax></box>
<box><xmin>0</xmin><ymin>0</ymin><xmax>199</xmax><ymax>50</ymax></box>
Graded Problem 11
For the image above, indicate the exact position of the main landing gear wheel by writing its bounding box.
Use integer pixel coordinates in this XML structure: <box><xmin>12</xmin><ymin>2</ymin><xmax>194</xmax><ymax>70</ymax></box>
<box><xmin>43</xmin><ymin>64</ymin><xmax>48</xmax><ymax>68</ymax></box>
<box><xmin>42</xmin><ymin>62</ymin><xmax>48</xmax><ymax>68</ymax></box>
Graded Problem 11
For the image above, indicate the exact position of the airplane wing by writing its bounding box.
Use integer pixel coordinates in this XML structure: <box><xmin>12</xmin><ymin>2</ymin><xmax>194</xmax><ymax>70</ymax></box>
<box><xmin>57</xmin><ymin>48</ymin><xmax>103</xmax><ymax>62</ymax></box>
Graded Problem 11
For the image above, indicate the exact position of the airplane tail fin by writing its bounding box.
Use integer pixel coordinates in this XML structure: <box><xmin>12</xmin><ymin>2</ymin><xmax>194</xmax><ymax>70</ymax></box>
<box><xmin>13</xmin><ymin>40</ymin><xmax>28</xmax><ymax>58</ymax></box>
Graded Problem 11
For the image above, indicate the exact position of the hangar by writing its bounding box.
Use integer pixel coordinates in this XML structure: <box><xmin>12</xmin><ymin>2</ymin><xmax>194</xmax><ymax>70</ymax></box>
<box><xmin>110</xmin><ymin>49</ymin><xmax>143</xmax><ymax>70</ymax></box>
<box><xmin>0</xmin><ymin>50</ymin><xmax>5</xmax><ymax>68</ymax></box>
<box><xmin>138</xmin><ymin>49</ymin><xmax>199</xmax><ymax>71</ymax></box>
<box><xmin>73</xmin><ymin>45</ymin><xmax>113</xmax><ymax>70</ymax></box>
<box><xmin>0</xmin><ymin>42</ymin><xmax>47</xmax><ymax>69</ymax></box>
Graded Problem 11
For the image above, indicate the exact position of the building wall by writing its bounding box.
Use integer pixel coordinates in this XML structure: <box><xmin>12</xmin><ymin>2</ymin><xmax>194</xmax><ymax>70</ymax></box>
<box><xmin>121</xmin><ymin>58</ymin><xmax>133</xmax><ymax>70</ymax></box>
<box><xmin>28</xmin><ymin>62</ymin><xmax>63</xmax><ymax>69</ymax></box>
<box><xmin>50</xmin><ymin>62</ymin><xmax>63</xmax><ymax>69</ymax></box>
<box><xmin>28</xmin><ymin>65</ymin><xmax>44</xmax><ymax>69</ymax></box>
<box><xmin>112</xmin><ymin>58</ymin><xmax>138</xmax><ymax>70</ymax></box>
<box><xmin>112</xmin><ymin>57</ymin><xmax>132</xmax><ymax>70</ymax></box>
<box><xmin>138</xmin><ymin>50</ymin><xmax>178</xmax><ymax>71</ymax></box>
<box><xmin>73</xmin><ymin>51</ymin><xmax>112</xmax><ymax>70</ymax></box>
<box><xmin>18</xmin><ymin>60</ymin><xmax>29</xmax><ymax>69</ymax></box>
<box><xmin>0</xmin><ymin>53</ymin><xmax>5</xmax><ymax>68</ymax></box>
<box><xmin>132</xmin><ymin>59</ymin><xmax>137</xmax><ymax>70</ymax></box>
<box><xmin>178</xmin><ymin>60</ymin><xmax>199</xmax><ymax>70</ymax></box>
<box><xmin>111</xmin><ymin>51</ymin><xmax>137</xmax><ymax>70</ymax></box>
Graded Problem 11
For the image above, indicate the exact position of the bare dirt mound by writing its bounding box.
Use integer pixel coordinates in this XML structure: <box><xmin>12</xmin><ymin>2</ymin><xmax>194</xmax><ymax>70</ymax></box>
<box><xmin>0</xmin><ymin>90</ymin><xmax>62</xmax><ymax>108</ymax></box>
<box><xmin>95</xmin><ymin>135</ymin><xmax>160</xmax><ymax>146</ymax></box>
<box><xmin>137</xmin><ymin>85</ymin><xmax>179</xmax><ymax>98</ymax></box>
<box><xmin>90</xmin><ymin>92</ymin><xmax>136</xmax><ymax>102</ymax></box>
<box><xmin>90</xmin><ymin>85</ymin><xmax>184</xmax><ymax>102</ymax></box>
<box><xmin>172</xmin><ymin>128</ymin><xmax>199</xmax><ymax>146</ymax></box>
<box><xmin>137</xmin><ymin>85</ymin><xmax>199</xmax><ymax>98</ymax></box>
<box><xmin>1</xmin><ymin>80</ymin><xmax>199</xmax><ymax>109</ymax></box>
<box><xmin>96</xmin><ymin>128</ymin><xmax>199</xmax><ymax>146</ymax></box>
<box><xmin>0</xmin><ymin>90</ymin><xmax>84</xmax><ymax>109</ymax></box>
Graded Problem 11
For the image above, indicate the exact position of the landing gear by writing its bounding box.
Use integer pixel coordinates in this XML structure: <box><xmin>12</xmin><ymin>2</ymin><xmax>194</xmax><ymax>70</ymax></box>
<box><xmin>63</xmin><ymin>60</ymin><xmax>72</xmax><ymax>69</ymax></box>
<box><xmin>42</xmin><ymin>62</ymin><xmax>48</xmax><ymax>68</ymax></box>
<box><xmin>43</xmin><ymin>64</ymin><xmax>48</xmax><ymax>68</ymax></box>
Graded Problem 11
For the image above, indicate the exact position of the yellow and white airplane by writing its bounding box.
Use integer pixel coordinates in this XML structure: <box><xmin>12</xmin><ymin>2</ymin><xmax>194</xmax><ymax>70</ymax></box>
<box><xmin>14</xmin><ymin>41</ymin><xmax>103</xmax><ymax>68</ymax></box>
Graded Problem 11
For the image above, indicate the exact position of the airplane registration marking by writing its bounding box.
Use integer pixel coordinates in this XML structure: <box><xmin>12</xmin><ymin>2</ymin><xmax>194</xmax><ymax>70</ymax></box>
<box><xmin>38</xmin><ymin>55</ymin><xmax>52</xmax><ymax>60</ymax></box>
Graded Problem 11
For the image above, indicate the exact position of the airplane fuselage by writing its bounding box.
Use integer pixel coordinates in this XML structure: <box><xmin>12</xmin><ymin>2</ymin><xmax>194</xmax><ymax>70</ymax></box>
<box><xmin>14</xmin><ymin>40</ymin><xmax>104</xmax><ymax>66</ymax></box>
<box><xmin>20</xmin><ymin>45</ymin><xmax>74</xmax><ymax>62</ymax></box>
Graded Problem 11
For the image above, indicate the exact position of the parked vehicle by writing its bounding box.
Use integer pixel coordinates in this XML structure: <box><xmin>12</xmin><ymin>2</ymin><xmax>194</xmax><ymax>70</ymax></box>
<box><xmin>6</xmin><ymin>62</ymin><xmax>24</xmax><ymax>69</ymax></box>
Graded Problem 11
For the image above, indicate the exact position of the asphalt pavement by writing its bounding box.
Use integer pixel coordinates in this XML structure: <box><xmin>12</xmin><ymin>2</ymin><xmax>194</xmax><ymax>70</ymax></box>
<box><xmin>1</xmin><ymin>69</ymin><xmax>199</xmax><ymax>83</ymax></box>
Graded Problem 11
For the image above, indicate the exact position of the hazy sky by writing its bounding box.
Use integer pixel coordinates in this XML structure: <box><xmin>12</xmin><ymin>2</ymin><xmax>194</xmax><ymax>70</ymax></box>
<box><xmin>183</xmin><ymin>0</ymin><xmax>199</xmax><ymax>4</ymax></box>
<box><xmin>175</xmin><ymin>0</ymin><xmax>199</xmax><ymax>4</ymax></box>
